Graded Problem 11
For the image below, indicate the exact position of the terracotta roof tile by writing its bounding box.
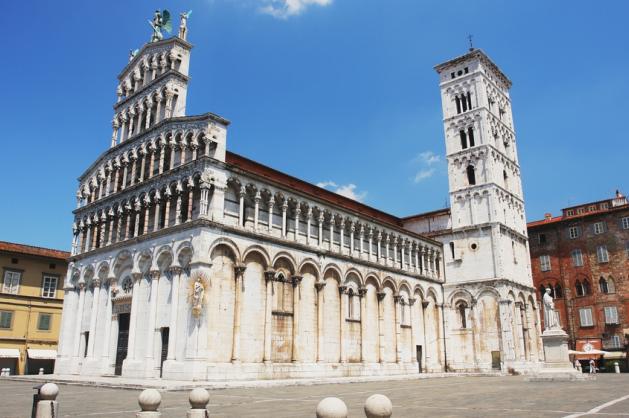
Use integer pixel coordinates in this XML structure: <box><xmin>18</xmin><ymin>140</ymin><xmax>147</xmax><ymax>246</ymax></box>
<box><xmin>0</xmin><ymin>241</ymin><xmax>70</xmax><ymax>261</ymax></box>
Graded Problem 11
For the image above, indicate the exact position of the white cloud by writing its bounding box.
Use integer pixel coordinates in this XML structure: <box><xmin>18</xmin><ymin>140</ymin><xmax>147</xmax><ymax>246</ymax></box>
<box><xmin>413</xmin><ymin>151</ymin><xmax>440</xmax><ymax>166</ymax></box>
<box><xmin>411</xmin><ymin>150</ymin><xmax>441</xmax><ymax>183</ymax></box>
<box><xmin>317</xmin><ymin>181</ymin><xmax>367</xmax><ymax>202</ymax></box>
<box><xmin>259</xmin><ymin>0</ymin><xmax>332</xmax><ymax>19</ymax></box>
<box><xmin>413</xmin><ymin>168</ymin><xmax>435</xmax><ymax>183</ymax></box>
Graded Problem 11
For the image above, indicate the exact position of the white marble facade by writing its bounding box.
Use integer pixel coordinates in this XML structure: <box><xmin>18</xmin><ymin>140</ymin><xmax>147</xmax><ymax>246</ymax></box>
<box><xmin>55</xmin><ymin>29</ymin><xmax>447</xmax><ymax>381</ymax></box>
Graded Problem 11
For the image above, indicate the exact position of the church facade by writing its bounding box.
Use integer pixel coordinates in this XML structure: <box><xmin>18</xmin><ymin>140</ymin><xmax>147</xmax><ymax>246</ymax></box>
<box><xmin>55</xmin><ymin>16</ymin><xmax>541</xmax><ymax>381</ymax></box>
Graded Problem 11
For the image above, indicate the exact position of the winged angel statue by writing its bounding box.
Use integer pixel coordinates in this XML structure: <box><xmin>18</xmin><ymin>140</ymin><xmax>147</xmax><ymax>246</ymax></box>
<box><xmin>149</xmin><ymin>9</ymin><xmax>172</xmax><ymax>42</ymax></box>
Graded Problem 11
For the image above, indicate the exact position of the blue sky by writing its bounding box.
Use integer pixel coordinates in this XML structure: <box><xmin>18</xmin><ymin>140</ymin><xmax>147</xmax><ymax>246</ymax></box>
<box><xmin>1</xmin><ymin>0</ymin><xmax>627</xmax><ymax>250</ymax></box>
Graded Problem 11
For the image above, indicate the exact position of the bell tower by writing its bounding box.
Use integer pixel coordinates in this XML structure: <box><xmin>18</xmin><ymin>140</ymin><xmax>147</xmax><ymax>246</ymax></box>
<box><xmin>434</xmin><ymin>48</ymin><xmax>531</xmax><ymax>286</ymax></box>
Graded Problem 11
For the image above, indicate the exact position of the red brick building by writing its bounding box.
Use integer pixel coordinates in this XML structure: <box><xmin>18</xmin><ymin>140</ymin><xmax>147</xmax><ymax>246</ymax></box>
<box><xmin>528</xmin><ymin>191</ymin><xmax>629</xmax><ymax>365</ymax></box>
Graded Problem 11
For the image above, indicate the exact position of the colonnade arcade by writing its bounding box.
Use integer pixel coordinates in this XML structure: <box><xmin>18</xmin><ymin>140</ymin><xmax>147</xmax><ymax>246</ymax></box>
<box><xmin>224</xmin><ymin>177</ymin><xmax>442</xmax><ymax>281</ymax></box>
<box><xmin>77</xmin><ymin>126</ymin><xmax>218</xmax><ymax>209</ymax></box>
<box><xmin>72</xmin><ymin>171</ymin><xmax>203</xmax><ymax>255</ymax></box>
<box><xmin>58</xmin><ymin>238</ymin><xmax>445</xmax><ymax>379</ymax></box>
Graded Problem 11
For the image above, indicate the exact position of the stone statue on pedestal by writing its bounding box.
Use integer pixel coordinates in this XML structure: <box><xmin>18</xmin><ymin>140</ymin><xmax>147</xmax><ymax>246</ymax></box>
<box><xmin>543</xmin><ymin>288</ymin><xmax>560</xmax><ymax>331</ymax></box>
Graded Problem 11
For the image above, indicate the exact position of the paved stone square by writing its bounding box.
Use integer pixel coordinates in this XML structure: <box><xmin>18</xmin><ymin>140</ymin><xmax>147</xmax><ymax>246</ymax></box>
<box><xmin>2</xmin><ymin>375</ymin><xmax>629</xmax><ymax>417</ymax></box>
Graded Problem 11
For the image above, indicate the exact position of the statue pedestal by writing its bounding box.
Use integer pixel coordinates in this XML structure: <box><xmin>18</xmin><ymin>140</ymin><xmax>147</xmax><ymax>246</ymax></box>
<box><xmin>527</xmin><ymin>328</ymin><xmax>590</xmax><ymax>382</ymax></box>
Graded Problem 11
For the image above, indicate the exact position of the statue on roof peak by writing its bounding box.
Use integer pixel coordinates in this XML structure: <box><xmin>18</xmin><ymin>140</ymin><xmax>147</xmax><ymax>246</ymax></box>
<box><xmin>149</xmin><ymin>9</ymin><xmax>172</xmax><ymax>43</ymax></box>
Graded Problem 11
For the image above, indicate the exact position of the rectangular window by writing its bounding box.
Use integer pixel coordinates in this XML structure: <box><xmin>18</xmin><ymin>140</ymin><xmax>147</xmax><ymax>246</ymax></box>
<box><xmin>626</xmin><ymin>242</ymin><xmax>629</xmax><ymax>258</ymax></box>
<box><xmin>577</xmin><ymin>208</ymin><xmax>585</xmax><ymax>214</ymax></box>
<box><xmin>571</xmin><ymin>249</ymin><xmax>583</xmax><ymax>267</ymax></box>
<box><xmin>0</xmin><ymin>311</ymin><xmax>13</xmax><ymax>329</ymax></box>
<box><xmin>2</xmin><ymin>270</ymin><xmax>21</xmax><ymax>294</ymax></box>
<box><xmin>568</xmin><ymin>226</ymin><xmax>580</xmax><ymax>239</ymax></box>
<box><xmin>41</xmin><ymin>276</ymin><xmax>58</xmax><ymax>299</ymax></box>
<box><xmin>601</xmin><ymin>203</ymin><xmax>609</xmax><ymax>210</ymax></box>
<box><xmin>610</xmin><ymin>335</ymin><xmax>622</xmax><ymax>348</ymax></box>
<box><xmin>604</xmin><ymin>306</ymin><xmax>619</xmax><ymax>324</ymax></box>
<box><xmin>579</xmin><ymin>308</ymin><xmax>593</xmax><ymax>327</ymax></box>
<box><xmin>566</xmin><ymin>209</ymin><xmax>574</xmax><ymax>216</ymax></box>
<box><xmin>588</xmin><ymin>205</ymin><xmax>596</xmax><ymax>212</ymax></box>
<box><xmin>597</xmin><ymin>245</ymin><xmax>609</xmax><ymax>263</ymax></box>
<box><xmin>37</xmin><ymin>313</ymin><xmax>51</xmax><ymax>331</ymax></box>
<box><xmin>540</xmin><ymin>255</ymin><xmax>551</xmax><ymax>272</ymax></box>
<box><xmin>593</xmin><ymin>222</ymin><xmax>605</xmax><ymax>235</ymax></box>
<box><xmin>622</xmin><ymin>217</ymin><xmax>629</xmax><ymax>230</ymax></box>
<box><xmin>538</xmin><ymin>233</ymin><xmax>547</xmax><ymax>244</ymax></box>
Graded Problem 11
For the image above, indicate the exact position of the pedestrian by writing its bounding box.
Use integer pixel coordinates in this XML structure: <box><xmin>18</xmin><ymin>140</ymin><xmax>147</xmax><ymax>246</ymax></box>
<box><xmin>589</xmin><ymin>359</ymin><xmax>597</xmax><ymax>374</ymax></box>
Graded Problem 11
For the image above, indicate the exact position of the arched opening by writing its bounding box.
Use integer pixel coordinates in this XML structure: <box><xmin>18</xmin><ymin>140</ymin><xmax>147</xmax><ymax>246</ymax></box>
<box><xmin>467</xmin><ymin>127</ymin><xmax>475</xmax><ymax>147</ymax></box>
<box><xmin>460</xmin><ymin>130</ymin><xmax>468</xmax><ymax>149</ymax></box>
<box><xmin>599</xmin><ymin>277</ymin><xmax>608</xmax><ymax>294</ymax></box>
<box><xmin>607</xmin><ymin>277</ymin><xmax>616</xmax><ymax>293</ymax></box>
<box><xmin>466</xmin><ymin>165</ymin><xmax>476</xmax><ymax>185</ymax></box>
<box><xmin>554</xmin><ymin>284</ymin><xmax>562</xmax><ymax>298</ymax></box>
<box><xmin>456</xmin><ymin>302</ymin><xmax>467</xmax><ymax>329</ymax></box>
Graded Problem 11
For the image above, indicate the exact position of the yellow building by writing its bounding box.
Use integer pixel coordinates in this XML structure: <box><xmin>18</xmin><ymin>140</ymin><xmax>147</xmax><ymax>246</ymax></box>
<box><xmin>0</xmin><ymin>241</ymin><xmax>68</xmax><ymax>375</ymax></box>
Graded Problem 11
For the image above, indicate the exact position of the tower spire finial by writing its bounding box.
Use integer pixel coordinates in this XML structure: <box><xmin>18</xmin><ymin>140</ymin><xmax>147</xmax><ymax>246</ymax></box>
<box><xmin>467</xmin><ymin>34</ymin><xmax>474</xmax><ymax>51</ymax></box>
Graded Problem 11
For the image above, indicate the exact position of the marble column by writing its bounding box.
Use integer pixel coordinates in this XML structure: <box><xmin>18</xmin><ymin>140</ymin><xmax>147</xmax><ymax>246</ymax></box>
<box><xmin>101</xmin><ymin>276</ymin><xmax>116</xmax><ymax>366</ymax></box>
<box><xmin>393</xmin><ymin>295</ymin><xmax>401</xmax><ymax>363</ymax></box>
<box><xmin>294</xmin><ymin>206</ymin><xmax>301</xmax><ymax>241</ymax></box>
<box><xmin>231</xmin><ymin>264</ymin><xmax>246</xmax><ymax>363</ymax></box>
<box><xmin>263</xmin><ymin>270</ymin><xmax>275</xmax><ymax>363</ymax></box>
<box><xmin>145</xmin><ymin>270</ymin><xmax>161</xmax><ymax>373</ymax></box>
<box><xmin>377</xmin><ymin>291</ymin><xmax>386</xmax><ymax>363</ymax></box>
<box><xmin>359</xmin><ymin>287</ymin><xmax>367</xmax><ymax>363</ymax></box>
<box><xmin>268</xmin><ymin>197</ymin><xmax>275</xmax><ymax>233</ymax></box>
<box><xmin>238</xmin><ymin>186</ymin><xmax>246</xmax><ymax>227</ymax></box>
<box><xmin>339</xmin><ymin>285</ymin><xmax>347</xmax><ymax>363</ymax></box>
<box><xmin>254</xmin><ymin>191</ymin><xmax>261</xmax><ymax>230</ymax></box>
<box><xmin>166</xmin><ymin>266</ymin><xmax>182</xmax><ymax>361</ymax></box>
<box><xmin>315</xmin><ymin>280</ymin><xmax>326</xmax><ymax>363</ymax></box>
<box><xmin>72</xmin><ymin>283</ymin><xmax>86</xmax><ymax>358</ymax></box>
<box><xmin>281</xmin><ymin>200</ymin><xmax>288</xmax><ymax>237</ymax></box>
<box><xmin>409</xmin><ymin>297</ymin><xmax>418</xmax><ymax>363</ymax></box>
<box><xmin>86</xmin><ymin>279</ymin><xmax>102</xmax><ymax>358</ymax></box>
<box><xmin>126</xmin><ymin>272</ymin><xmax>142</xmax><ymax>361</ymax></box>
<box><xmin>291</xmin><ymin>275</ymin><xmax>302</xmax><ymax>362</ymax></box>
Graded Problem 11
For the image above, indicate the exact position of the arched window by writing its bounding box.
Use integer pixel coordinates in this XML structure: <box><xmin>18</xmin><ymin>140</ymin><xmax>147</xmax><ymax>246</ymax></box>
<box><xmin>607</xmin><ymin>277</ymin><xmax>616</xmax><ymax>293</ymax></box>
<box><xmin>583</xmin><ymin>280</ymin><xmax>591</xmax><ymax>295</ymax></box>
<box><xmin>539</xmin><ymin>284</ymin><xmax>546</xmax><ymax>296</ymax></box>
<box><xmin>468</xmin><ymin>127</ymin><xmax>475</xmax><ymax>147</ymax></box>
<box><xmin>466</xmin><ymin>165</ymin><xmax>476</xmax><ymax>185</ymax></box>
<box><xmin>456</xmin><ymin>302</ymin><xmax>467</xmax><ymax>328</ymax></box>
<box><xmin>575</xmin><ymin>280</ymin><xmax>584</xmax><ymax>297</ymax></box>
<box><xmin>449</xmin><ymin>242</ymin><xmax>455</xmax><ymax>260</ymax></box>
<box><xmin>400</xmin><ymin>298</ymin><xmax>406</xmax><ymax>324</ymax></box>
<box><xmin>460</xmin><ymin>130</ymin><xmax>468</xmax><ymax>149</ymax></box>
<box><xmin>347</xmin><ymin>288</ymin><xmax>355</xmax><ymax>319</ymax></box>
<box><xmin>466</xmin><ymin>92</ymin><xmax>472</xmax><ymax>110</ymax></box>
<box><xmin>455</xmin><ymin>96</ymin><xmax>461</xmax><ymax>114</ymax></box>
<box><xmin>554</xmin><ymin>284</ymin><xmax>562</xmax><ymax>298</ymax></box>
<box><xmin>599</xmin><ymin>277</ymin><xmax>608</xmax><ymax>294</ymax></box>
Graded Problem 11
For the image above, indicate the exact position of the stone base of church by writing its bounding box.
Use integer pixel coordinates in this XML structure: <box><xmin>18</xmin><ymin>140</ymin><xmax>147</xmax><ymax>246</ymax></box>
<box><xmin>56</xmin><ymin>357</ymin><xmax>432</xmax><ymax>381</ymax></box>
<box><xmin>167</xmin><ymin>361</ymin><xmax>424</xmax><ymax>381</ymax></box>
